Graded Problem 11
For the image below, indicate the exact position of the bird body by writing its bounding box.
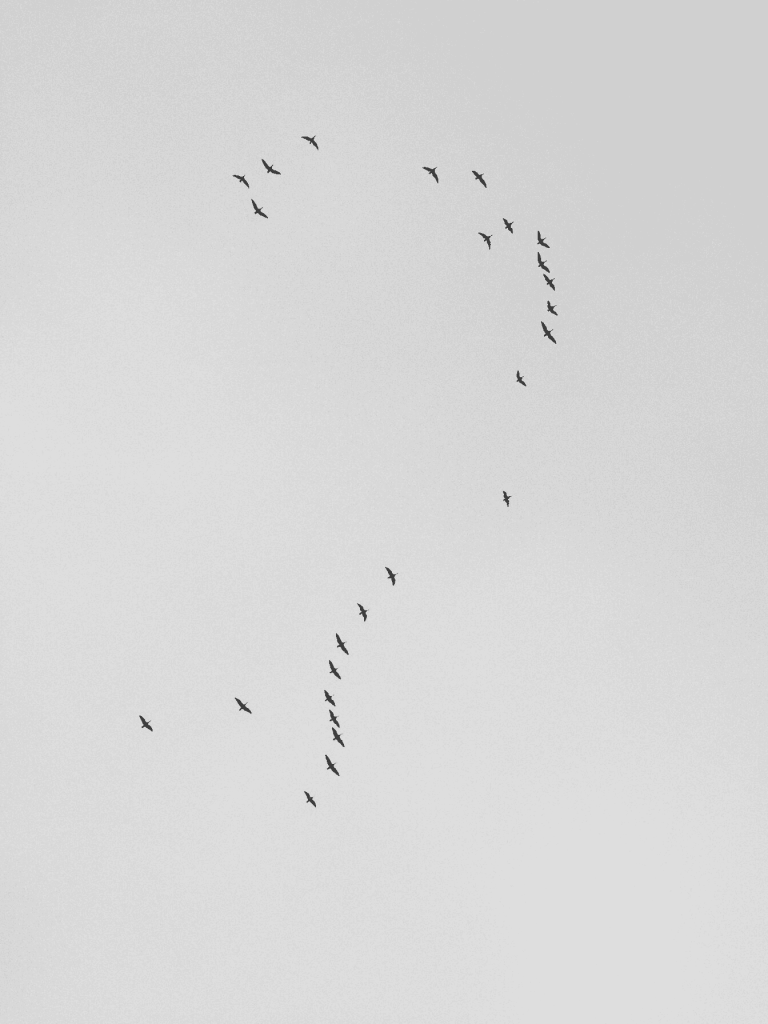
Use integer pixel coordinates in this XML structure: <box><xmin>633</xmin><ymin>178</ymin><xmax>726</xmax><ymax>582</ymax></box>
<box><xmin>304</xmin><ymin>791</ymin><xmax>317</xmax><ymax>807</ymax></box>
<box><xmin>324</xmin><ymin>690</ymin><xmax>336</xmax><ymax>706</ymax></box>
<box><xmin>301</xmin><ymin>135</ymin><xmax>319</xmax><ymax>149</ymax></box>
<box><xmin>332</xmin><ymin>727</ymin><xmax>345</xmax><ymax>747</ymax></box>
<box><xmin>325</xmin><ymin>755</ymin><xmax>340</xmax><ymax>776</ymax></box>
<box><xmin>547</xmin><ymin>301</ymin><xmax>558</xmax><ymax>316</ymax></box>
<box><xmin>139</xmin><ymin>715</ymin><xmax>153</xmax><ymax>731</ymax></box>
<box><xmin>329</xmin><ymin>660</ymin><xmax>341</xmax><ymax>679</ymax></box>
<box><xmin>335</xmin><ymin>633</ymin><xmax>349</xmax><ymax>655</ymax></box>
<box><xmin>479</xmin><ymin>232</ymin><xmax>492</xmax><ymax>249</ymax></box>
<box><xmin>251</xmin><ymin>199</ymin><xmax>268</xmax><ymax>218</ymax></box>
<box><xmin>423</xmin><ymin>166</ymin><xmax>439</xmax><ymax>182</ymax></box>
<box><xmin>537</xmin><ymin>231</ymin><xmax>550</xmax><ymax>248</ymax></box>
<box><xmin>357</xmin><ymin>603</ymin><xmax>368</xmax><ymax>621</ymax></box>
<box><xmin>261</xmin><ymin>159</ymin><xmax>281</xmax><ymax>175</ymax></box>
<box><xmin>235</xmin><ymin>698</ymin><xmax>252</xmax><ymax>714</ymax></box>
<box><xmin>543</xmin><ymin>274</ymin><xmax>555</xmax><ymax>291</ymax></box>
<box><xmin>541</xmin><ymin>321</ymin><xmax>557</xmax><ymax>343</ymax></box>
<box><xmin>503</xmin><ymin>491</ymin><xmax>510</xmax><ymax>506</ymax></box>
<box><xmin>233</xmin><ymin>174</ymin><xmax>249</xmax><ymax>188</ymax></box>
<box><xmin>503</xmin><ymin>218</ymin><xmax>514</xmax><ymax>233</ymax></box>
<box><xmin>472</xmin><ymin>170</ymin><xmax>487</xmax><ymax>187</ymax></box>
<box><xmin>385</xmin><ymin>566</ymin><xmax>398</xmax><ymax>586</ymax></box>
<box><xmin>516</xmin><ymin>371</ymin><xmax>527</xmax><ymax>386</ymax></box>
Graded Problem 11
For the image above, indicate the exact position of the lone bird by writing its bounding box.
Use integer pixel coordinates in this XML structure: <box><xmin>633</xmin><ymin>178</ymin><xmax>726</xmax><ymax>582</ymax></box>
<box><xmin>324</xmin><ymin>690</ymin><xmax>336</xmax><ymax>707</ymax></box>
<box><xmin>304</xmin><ymin>791</ymin><xmax>317</xmax><ymax>807</ymax></box>
<box><xmin>541</xmin><ymin>321</ymin><xmax>557</xmax><ymax>344</ymax></box>
<box><xmin>537</xmin><ymin>253</ymin><xmax>550</xmax><ymax>272</ymax></box>
<box><xmin>233</xmin><ymin>174</ymin><xmax>249</xmax><ymax>188</ymax></box>
<box><xmin>251</xmin><ymin>199</ymin><xmax>268</xmax><ymax>218</ymax></box>
<box><xmin>329</xmin><ymin>710</ymin><xmax>340</xmax><ymax>727</ymax></box>
<box><xmin>516</xmin><ymin>371</ymin><xmax>527</xmax><ymax>387</ymax></box>
<box><xmin>301</xmin><ymin>135</ymin><xmax>319</xmax><ymax>149</ymax></box>
<box><xmin>472</xmin><ymin>170</ymin><xmax>487</xmax><ymax>188</ymax></box>
<box><xmin>503</xmin><ymin>491</ymin><xmax>511</xmax><ymax>507</ymax></box>
<box><xmin>332</xmin><ymin>727</ymin><xmax>345</xmax><ymax>748</ymax></box>
<box><xmin>235</xmin><ymin>698</ymin><xmax>252</xmax><ymax>714</ymax></box>
<box><xmin>543</xmin><ymin>274</ymin><xmax>556</xmax><ymax>291</ymax></box>
<box><xmin>423</xmin><ymin>166</ymin><xmax>439</xmax><ymax>183</ymax></box>
<box><xmin>385</xmin><ymin>566</ymin><xmax>398</xmax><ymax>586</ymax></box>
<box><xmin>479</xmin><ymin>232</ymin><xmax>492</xmax><ymax>249</ymax></box>
<box><xmin>139</xmin><ymin>715</ymin><xmax>153</xmax><ymax>731</ymax></box>
<box><xmin>547</xmin><ymin>301</ymin><xmax>558</xmax><ymax>316</ymax></box>
<box><xmin>261</xmin><ymin>159</ymin><xmax>281</xmax><ymax>175</ymax></box>
<box><xmin>325</xmin><ymin>754</ymin><xmax>340</xmax><ymax>776</ymax></box>
<box><xmin>329</xmin><ymin>660</ymin><xmax>341</xmax><ymax>679</ymax></box>
<box><xmin>357</xmin><ymin>603</ymin><xmax>369</xmax><ymax>621</ymax></box>
<box><xmin>503</xmin><ymin>218</ymin><xmax>514</xmax><ymax>233</ymax></box>
<box><xmin>537</xmin><ymin>231</ymin><xmax>549</xmax><ymax>248</ymax></box>
<box><xmin>335</xmin><ymin>633</ymin><xmax>349</xmax><ymax>655</ymax></box>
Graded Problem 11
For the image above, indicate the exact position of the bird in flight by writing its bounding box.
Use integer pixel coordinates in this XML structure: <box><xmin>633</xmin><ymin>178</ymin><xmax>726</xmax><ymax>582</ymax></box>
<box><xmin>472</xmin><ymin>170</ymin><xmax>487</xmax><ymax>188</ymax></box>
<box><xmin>304</xmin><ymin>791</ymin><xmax>316</xmax><ymax>806</ymax></box>
<box><xmin>233</xmin><ymin>174</ymin><xmax>249</xmax><ymax>188</ymax></box>
<box><xmin>503</xmin><ymin>218</ymin><xmax>514</xmax><ymax>233</ymax></box>
<box><xmin>332</xmin><ymin>727</ymin><xmax>345</xmax><ymax>748</ymax></box>
<box><xmin>423</xmin><ymin>166</ymin><xmax>439</xmax><ymax>183</ymax></box>
<box><xmin>543</xmin><ymin>274</ymin><xmax>556</xmax><ymax>291</ymax></box>
<box><xmin>325</xmin><ymin>754</ymin><xmax>340</xmax><ymax>776</ymax></box>
<box><xmin>335</xmin><ymin>633</ymin><xmax>349</xmax><ymax>655</ymax></box>
<box><xmin>503</xmin><ymin>491</ymin><xmax>511</xmax><ymax>506</ymax></box>
<box><xmin>235</xmin><ymin>698</ymin><xmax>252</xmax><ymax>714</ymax></box>
<box><xmin>329</xmin><ymin>710</ymin><xmax>340</xmax><ymax>727</ymax></box>
<box><xmin>479</xmin><ymin>232</ymin><xmax>492</xmax><ymax>249</ymax></box>
<box><xmin>357</xmin><ymin>603</ymin><xmax>368</xmax><ymax>621</ymax></box>
<box><xmin>324</xmin><ymin>690</ymin><xmax>336</xmax><ymax>707</ymax></box>
<box><xmin>251</xmin><ymin>199</ymin><xmax>268</xmax><ymax>218</ymax></box>
<box><xmin>537</xmin><ymin>231</ymin><xmax>550</xmax><ymax>248</ymax></box>
<box><xmin>261</xmin><ymin>159</ymin><xmax>281</xmax><ymax>175</ymax></box>
<box><xmin>139</xmin><ymin>715</ymin><xmax>153</xmax><ymax>731</ymax></box>
<box><xmin>301</xmin><ymin>135</ymin><xmax>319</xmax><ymax>149</ymax></box>
<box><xmin>329</xmin><ymin>660</ymin><xmax>341</xmax><ymax>679</ymax></box>
<box><xmin>516</xmin><ymin>371</ymin><xmax>527</xmax><ymax>387</ymax></box>
<box><xmin>541</xmin><ymin>321</ymin><xmax>557</xmax><ymax>344</ymax></box>
<box><xmin>385</xmin><ymin>566</ymin><xmax>398</xmax><ymax>586</ymax></box>
<box><xmin>537</xmin><ymin>252</ymin><xmax>551</xmax><ymax>272</ymax></box>
<box><xmin>547</xmin><ymin>301</ymin><xmax>558</xmax><ymax>316</ymax></box>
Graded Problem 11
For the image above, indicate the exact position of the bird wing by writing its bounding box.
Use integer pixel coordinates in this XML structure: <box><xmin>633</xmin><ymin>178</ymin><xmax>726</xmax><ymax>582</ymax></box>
<box><xmin>261</xmin><ymin>159</ymin><xmax>269</xmax><ymax>170</ymax></box>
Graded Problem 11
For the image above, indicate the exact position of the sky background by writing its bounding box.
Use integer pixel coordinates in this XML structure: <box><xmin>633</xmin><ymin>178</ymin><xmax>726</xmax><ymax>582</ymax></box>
<box><xmin>2</xmin><ymin>1</ymin><xmax>767</xmax><ymax>1021</ymax></box>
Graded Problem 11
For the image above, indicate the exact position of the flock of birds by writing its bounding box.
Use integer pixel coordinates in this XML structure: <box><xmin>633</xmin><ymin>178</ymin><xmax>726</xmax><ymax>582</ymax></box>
<box><xmin>140</xmin><ymin>135</ymin><xmax>561</xmax><ymax>808</ymax></box>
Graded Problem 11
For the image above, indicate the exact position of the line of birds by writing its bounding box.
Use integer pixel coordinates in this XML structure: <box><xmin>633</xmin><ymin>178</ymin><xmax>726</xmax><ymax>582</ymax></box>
<box><xmin>232</xmin><ymin>135</ymin><xmax>319</xmax><ymax>219</ymax></box>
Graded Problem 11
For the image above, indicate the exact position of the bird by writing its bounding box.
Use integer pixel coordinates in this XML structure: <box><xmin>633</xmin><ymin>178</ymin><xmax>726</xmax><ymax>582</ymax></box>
<box><xmin>332</xmin><ymin>727</ymin><xmax>345</xmax><ymax>748</ymax></box>
<box><xmin>139</xmin><ymin>715</ymin><xmax>153</xmax><ymax>731</ymax></box>
<box><xmin>329</xmin><ymin>710</ymin><xmax>340</xmax><ymax>727</ymax></box>
<box><xmin>324</xmin><ymin>690</ymin><xmax>336</xmax><ymax>707</ymax></box>
<box><xmin>537</xmin><ymin>231</ymin><xmax>550</xmax><ymax>248</ymax></box>
<box><xmin>335</xmin><ymin>633</ymin><xmax>349</xmax><ymax>655</ymax></box>
<box><xmin>357</xmin><ymin>603</ymin><xmax>368</xmax><ymax>622</ymax></box>
<box><xmin>516</xmin><ymin>371</ymin><xmax>527</xmax><ymax>386</ymax></box>
<box><xmin>543</xmin><ymin>274</ymin><xmax>556</xmax><ymax>291</ymax></box>
<box><xmin>304</xmin><ymin>791</ymin><xmax>317</xmax><ymax>807</ymax></box>
<box><xmin>235</xmin><ymin>698</ymin><xmax>252</xmax><ymax>714</ymax></box>
<box><xmin>503</xmin><ymin>491</ymin><xmax>511</xmax><ymax>506</ymax></box>
<box><xmin>261</xmin><ymin>159</ymin><xmax>281</xmax><ymax>175</ymax></box>
<box><xmin>541</xmin><ymin>321</ymin><xmax>557</xmax><ymax>344</ymax></box>
<box><xmin>423</xmin><ymin>166</ymin><xmax>439</xmax><ymax>183</ymax></box>
<box><xmin>301</xmin><ymin>135</ymin><xmax>319</xmax><ymax>149</ymax></box>
<box><xmin>233</xmin><ymin>174</ymin><xmax>249</xmax><ymax>188</ymax></box>
<box><xmin>547</xmin><ymin>301</ymin><xmax>558</xmax><ymax>316</ymax></box>
<box><xmin>472</xmin><ymin>170</ymin><xmax>487</xmax><ymax>188</ymax></box>
<box><xmin>479</xmin><ymin>232</ymin><xmax>492</xmax><ymax>249</ymax></box>
<box><xmin>251</xmin><ymin>199</ymin><xmax>268</xmax><ymax>218</ymax></box>
<box><xmin>537</xmin><ymin>253</ymin><xmax>551</xmax><ymax>272</ymax></box>
<box><xmin>385</xmin><ymin>566</ymin><xmax>398</xmax><ymax>586</ymax></box>
<box><xmin>325</xmin><ymin>754</ymin><xmax>340</xmax><ymax>776</ymax></box>
<box><xmin>329</xmin><ymin>660</ymin><xmax>341</xmax><ymax>679</ymax></box>
<box><xmin>503</xmin><ymin>218</ymin><xmax>514</xmax><ymax>233</ymax></box>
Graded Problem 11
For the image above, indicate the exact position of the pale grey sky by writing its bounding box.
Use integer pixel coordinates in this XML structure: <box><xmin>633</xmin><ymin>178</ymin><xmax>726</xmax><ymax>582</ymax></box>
<box><xmin>2</xmin><ymin>1</ymin><xmax>767</xmax><ymax>1022</ymax></box>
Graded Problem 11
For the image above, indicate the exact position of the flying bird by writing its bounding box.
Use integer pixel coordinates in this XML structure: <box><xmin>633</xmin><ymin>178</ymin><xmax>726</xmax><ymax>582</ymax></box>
<box><xmin>301</xmin><ymin>135</ymin><xmax>319</xmax><ymax>149</ymax></box>
<box><xmin>329</xmin><ymin>710</ymin><xmax>340</xmax><ymax>727</ymax></box>
<box><xmin>232</xmin><ymin>174</ymin><xmax>249</xmax><ymax>188</ymax></box>
<box><xmin>543</xmin><ymin>274</ymin><xmax>556</xmax><ymax>291</ymax></box>
<box><xmin>537</xmin><ymin>253</ymin><xmax>550</xmax><ymax>271</ymax></box>
<box><xmin>472</xmin><ymin>170</ymin><xmax>487</xmax><ymax>187</ymax></box>
<box><xmin>335</xmin><ymin>633</ymin><xmax>349</xmax><ymax>655</ymax></box>
<box><xmin>537</xmin><ymin>231</ymin><xmax>550</xmax><ymax>248</ymax></box>
<box><xmin>547</xmin><ymin>301</ymin><xmax>558</xmax><ymax>316</ymax></box>
<box><xmin>329</xmin><ymin>660</ymin><xmax>341</xmax><ymax>679</ymax></box>
<box><xmin>357</xmin><ymin>603</ymin><xmax>368</xmax><ymax>621</ymax></box>
<box><xmin>516</xmin><ymin>371</ymin><xmax>527</xmax><ymax>387</ymax></box>
<box><xmin>251</xmin><ymin>199</ymin><xmax>268</xmax><ymax>218</ymax></box>
<box><xmin>139</xmin><ymin>715</ymin><xmax>153</xmax><ymax>731</ymax></box>
<box><xmin>385</xmin><ymin>566</ymin><xmax>398</xmax><ymax>586</ymax></box>
<box><xmin>503</xmin><ymin>491</ymin><xmax>511</xmax><ymax>506</ymax></box>
<box><xmin>541</xmin><ymin>321</ymin><xmax>557</xmax><ymax>344</ymax></box>
<box><xmin>261</xmin><ymin>159</ymin><xmax>281</xmax><ymax>175</ymax></box>
<box><xmin>324</xmin><ymin>690</ymin><xmax>336</xmax><ymax>707</ymax></box>
<box><xmin>503</xmin><ymin>218</ymin><xmax>514</xmax><ymax>233</ymax></box>
<box><xmin>235</xmin><ymin>698</ymin><xmax>252</xmax><ymax>714</ymax></box>
<box><xmin>325</xmin><ymin>754</ymin><xmax>340</xmax><ymax>776</ymax></box>
<box><xmin>332</xmin><ymin>727</ymin><xmax>345</xmax><ymax>748</ymax></box>
<box><xmin>479</xmin><ymin>232</ymin><xmax>492</xmax><ymax>249</ymax></box>
<box><xmin>423</xmin><ymin>166</ymin><xmax>439</xmax><ymax>182</ymax></box>
<box><xmin>304</xmin><ymin>791</ymin><xmax>316</xmax><ymax>807</ymax></box>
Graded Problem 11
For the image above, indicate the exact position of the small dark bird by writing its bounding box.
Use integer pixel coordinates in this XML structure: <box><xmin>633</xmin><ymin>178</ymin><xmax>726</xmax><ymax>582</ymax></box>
<box><xmin>301</xmin><ymin>135</ymin><xmax>319</xmax><ymax>149</ymax></box>
<box><xmin>233</xmin><ymin>174</ymin><xmax>249</xmax><ymax>188</ymax></box>
<box><xmin>251</xmin><ymin>199</ymin><xmax>268</xmax><ymax>218</ymax></box>
<box><xmin>335</xmin><ymin>633</ymin><xmax>349</xmax><ymax>655</ymax></box>
<box><xmin>479</xmin><ymin>232</ymin><xmax>492</xmax><ymax>249</ymax></box>
<box><xmin>329</xmin><ymin>660</ymin><xmax>341</xmax><ymax>679</ymax></box>
<box><xmin>503</xmin><ymin>491</ymin><xmax>511</xmax><ymax>507</ymax></box>
<box><xmin>304</xmin><ymin>791</ymin><xmax>316</xmax><ymax>807</ymax></box>
<box><xmin>324</xmin><ymin>690</ymin><xmax>336</xmax><ymax>707</ymax></box>
<box><xmin>516</xmin><ymin>371</ymin><xmax>527</xmax><ymax>387</ymax></box>
<box><xmin>325</xmin><ymin>754</ymin><xmax>340</xmax><ymax>776</ymax></box>
<box><xmin>261</xmin><ymin>159</ymin><xmax>281</xmax><ymax>175</ymax></box>
<box><xmin>423</xmin><ymin>166</ymin><xmax>439</xmax><ymax>183</ymax></box>
<box><xmin>537</xmin><ymin>253</ymin><xmax>551</xmax><ymax>272</ymax></box>
<box><xmin>235</xmin><ymin>698</ymin><xmax>252</xmax><ymax>714</ymax></box>
<box><xmin>139</xmin><ymin>715</ymin><xmax>153</xmax><ymax>731</ymax></box>
<box><xmin>503</xmin><ymin>218</ymin><xmax>514</xmax><ymax>233</ymax></box>
<box><xmin>543</xmin><ymin>274</ymin><xmax>556</xmax><ymax>291</ymax></box>
<box><xmin>547</xmin><ymin>301</ymin><xmax>558</xmax><ymax>316</ymax></box>
<box><xmin>541</xmin><ymin>322</ymin><xmax>557</xmax><ymax>344</ymax></box>
<box><xmin>329</xmin><ymin>710</ymin><xmax>340</xmax><ymax>727</ymax></box>
<box><xmin>357</xmin><ymin>603</ymin><xmax>368</xmax><ymax>621</ymax></box>
<box><xmin>332</xmin><ymin>727</ymin><xmax>345</xmax><ymax>747</ymax></box>
<box><xmin>537</xmin><ymin>231</ymin><xmax>550</xmax><ymax>248</ymax></box>
<box><xmin>472</xmin><ymin>170</ymin><xmax>487</xmax><ymax>188</ymax></box>
<box><xmin>385</xmin><ymin>566</ymin><xmax>397</xmax><ymax>586</ymax></box>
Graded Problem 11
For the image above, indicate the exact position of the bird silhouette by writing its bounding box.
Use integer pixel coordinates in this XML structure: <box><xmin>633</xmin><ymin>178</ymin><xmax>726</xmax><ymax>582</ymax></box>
<box><xmin>357</xmin><ymin>603</ymin><xmax>368</xmax><ymax>621</ymax></box>
<box><xmin>251</xmin><ymin>199</ymin><xmax>268</xmax><ymax>218</ymax></box>
<box><xmin>304</xmin><ymin>791</ymin><xmax>317</xmax><ymax>806</ymax></box>
<box><xmin>233</xmin><ymin>174</ymin><xmax>249</xmax><ymax>188</ymax></box>
<box><xmin>235</xmin><ymin>698</ymin><xmax>252</xmax><ymax>714</ymax></box>
<box><xmin>329</xmin><ymin>710</ymin><xmax>340</xmax><ymax>727</ymax></box>
<box><xmin>543</xmin><ymin>274</ymin><xmax>555</xmax><ymax>291</ymax></box>
<box><xmin>385</xmin><ymin>566</ymin><xmax>398</xmax><ymax>585</ymax></box>
<box><xmin>261</xmin><ymin>159</ymin><xmax>281</xmax><ymax>175</ymax></box>
<box><xmin>503</xmin><ymin>491</ymin><xmax>511</xmax><ymax>506</ymax></box>
<box><xmin>537</xmin><ymin>253</ymin><xmax>550</xmax><ymax>271</ymax></box>
<box><xmin>547</xmin><ymin>301</ymin><xmax>558</xmax><ymax>316</ymax></box>
<box><xmin>332</xmin><ymin>727</ymin><xmax>345</xmax><ymax>747</ymax></box>
<box><xmin>139</xmin><ymin>715</ymin><xmax>153</xmax><ymax>731</ymax></box>
<box><xmin>301</xmin><ymin>135</ymin><xmax>319</xmax><ymax>149</ymax></box>
<box><xmin>472</xmin><ymin>170</ymin><xmax>487</xmax><ymax>187</ymax></box>
<box><xmin>423</xmin><ymin>166</ymin><xmax>439</xmax><ymax>183</ymax></box>
<box><xmin>479</xmin><ymin>232</ymin><xmax>492</xmax><ymax>249</ymax></box>
<box><xmin>329</xmin><ymin>660</ymin><xmax>341</xmax><ymax>679</ymax></box>
<box><xmin>541</xmin><ymin>321</ymin><xmax>557</xmax><ymax>344</ymax></box>
<box><xmin>503</xmin><ymin>218</ymin><xmax>514</xmax><ymax>233</ymax></box>
<box><xmin>537</xmin><ymin>231</ymin><xmax>550</xmax><ymax>248</ymax></box>
<box><xmin>324</xmin><ymin>690</ymin><xmax>336</xmax><ymax>707</ymax></box>
<box><xmin>335</xmin><ymin>633</ymin><xmax>349</xmax><ymax>655</ymax></box>
<box><xmin>325</xmin><ymin>754</ymin><xmax>340</xmax><ymax>776</ymax></box>
<box><xmin>516</xmin><ymin>371</ymin><xmax>527</xmax><ymax>387</ymax></box>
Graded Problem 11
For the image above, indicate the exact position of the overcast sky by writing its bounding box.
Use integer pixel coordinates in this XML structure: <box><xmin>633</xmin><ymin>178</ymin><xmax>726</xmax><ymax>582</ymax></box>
<box><xmin>2</xmin><ymin>1</ymin><xmax>767</xmax><ymax>1022</ymax></box>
